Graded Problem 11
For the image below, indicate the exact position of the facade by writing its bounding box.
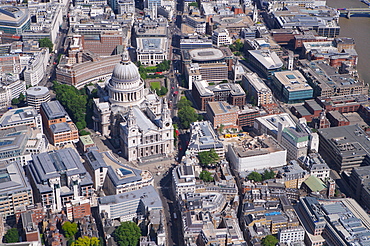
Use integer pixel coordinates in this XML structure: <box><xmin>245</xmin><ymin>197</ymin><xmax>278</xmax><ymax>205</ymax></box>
<box><xmin>188</xmin><ymin>121</ymin><xmax>225</xmax><ymax>159</ymax></box>
<box><xmin>228</xmin><ymin>135</ymin><xmax>287</xmax><ymax>172</ymax></box>
<box><xmin>242</xmin><ymin>73</ymin><xmax>273</xmax><ymax>106</ymax></box>
<box><xmin>272</xmin><ymin>70</ymin><xmax>313</xmax><ymax>103</ymax></box>
<box><xmin>206</xmin><ymin>101</ymin><xmax>239</xmax><ymax>129</ymax></box>
<box><xmin>247</xmin><ymin>50</ymin><xmax>283</xmax><ymax>78</ymax></box>
<box><xmin>134</xmin><ymin>19</ymin><xmax>168</xmax><ymax>65</ymax></box>
<box><xmin>318</xmin><ymin>125</ymin><xmax>370</xmax><ymax>172</ymax></box>
<box><xmin>26</xmin><ymin>148</ymin><xmax>94</xmax><ymax>212</ymax></box>
<box><xmin>0</xmin><ymin>73</ymin><xmax>26</xmax><ymax>109</ymax></box>
<box><xmin>26</xmin><ymin>86</ymin><xmax>50</xmax><ymax>112</ymax></box>
<box><xmin>238</xmin><ymin>107</ymin><xmax>260</xmax><ymax>128</ymax></box>
<box><xmin>299</xmin><ymin>152</ymin><xmax>330</xmax><ymax>180</ymax></box>
<box><xmin>172</xmin><ymin>165</ymin><xmax>196</xmax><ymax>195</ymax></box>
<box><xmin>299</xmin><ymin>60</ymin><xmax>367</xmax><ymax>98</ymax></box>
<box><xmin>84</xmin><ymin>149</ymin><xmax>154</xmax><ymax>195</ymax></box>
<box><xmin>0</xmin><ymin>160</ymin><xmax>33</xmax><ymax>218</ymax></box>
<box><xmin>212</xmin><ymin>29</ymin><xmax>232</xmax><ymax>47</ymax></box>
<box><xmin>192</xmin><ymin>80</ymin><xmax>246</xmax><ymax>111</ymax></box>
<box><xmin>0</xmin><ymin>126</ymin><xmax>47</xmax><ymax>166</ymax></box>
<box><xmin>56</xmin><ymin>55</ymin><xmax>122</xmax><ymax>89</ymax></box>
<box><xmin>0</xmin><ymin>6</ymin><xmax>30</xmax><ymax>34</ymax></box>
<box><xmin>348</xmin><ymin>166</ymin><xmax>370</xmax><ymax>209</ymax></box>
<box><xmin>185</xmin><ymin>63</ymin><xmax>229</xmax><ymax>90</ymax></box>
<box><xmin>180</xmin><ymin>39</ymin><xmax>213</xmax><ymax>50</ymax></box>
<box><xmin>99</xmin><ymin>185</ymin><xmax>162</xmax><ymax>221</ymax></box>
<box><xmin>278</xmin><ymin>226</ymin><xmax>305</xmax><ymax>244</ymax></box>
<box><xmin>40</xmin><ymin>100</ymin><xmax>79</xmax><ymax>146</ymax></box>
<box><xmin>0</xmin><ymin>106</ymin><xmax>42</xmax><ymax>131</ymax></box>
<box><xmin>23</xmin><ymin>48</ymin><xmax>49</xmax><ymax>86</ymax></box>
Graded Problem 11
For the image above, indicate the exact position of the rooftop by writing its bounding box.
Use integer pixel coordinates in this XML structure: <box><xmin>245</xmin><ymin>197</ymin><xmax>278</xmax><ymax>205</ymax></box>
<box><xmin>274</xmin><ymin>70</ymin><xmax>312</xmax><ymax>92</ymax></box>
<box><xmin>232</xmin><ymin>135</ymin><xmax>285</xmax><ymax>158</ymax></box>
<box><xmin>41</xmin><ymin>101</ymin><xmax>67</xmax><ymax>120</ymax></box>
<box><xmin>207</xmin><ymin>101</ymin><xmax>239</xmax><ymax>115</ymax></box>
<box><xmin>0</xmin><ymin>160</ymin><xmax>31</xmax><ymax>195</ymax></box>
<box><xmin>248</xmin><ymin>50</ymin><xmax>283</xmax><ymax>70</ymax></box>
<box><xmin>189</xmin><ymin>48</ymin><xmax>224</xmax><ymax>62</ymax></box>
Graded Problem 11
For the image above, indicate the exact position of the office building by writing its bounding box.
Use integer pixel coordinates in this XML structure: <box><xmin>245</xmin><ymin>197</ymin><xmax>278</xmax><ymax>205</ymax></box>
<box><xmin>84</xmin><ymin>149</ymin><xmax>154</xmax><ymax>195</ymax></box>
<box><xmin>272</xmin><ymin>70</ymin><xmax>313</xmax><ymax>103</ymax></box>
<box><xmin>188</xmin><ymin>121</ymin><xmax>225</xmax><ymax>159</ymax></box>
<box><xmin>180</xmin><ymin>38</ymin><xmax>213</xmax><ymax>50</ymax></box>
<box><xmin>185</xmin><ymin>63</ymin><xmax>229</xmax><ymax>90</ymax></box>
<box><xmin>318</xmin><ymin>125</ymin><xmax>370</xmax><ymax>172</ymax></box>
<box><xmin>297</xmin><ymin>197</ymin><xmax>370</xmax><ymax>246</ymax></box>
<box><xmin>23</xmin><ymin>48</ymin><xmax>49</xmax><ymax>86</ymax></box>
<box><xmin>255</xmin><ymin>114</ymin><xmax>319</xmax><ymax>160</ymax></box>
<box><xmin>192</xmin><ymin>80</ymin><xmax>246</xmax><ymax>111</ymax></box>
<box><xmin>212</xmin><ymin>28</ymin><xmax>232</xmax><ymax>47</ymax></box>
<box><xmin>238</xmin><ymin>107</ymin><xmax>260</xmax><ymax>128</ymax></box>
<box><xmin>299</xmin><ymin>60</ymin><xmax>367</xmax><ymax>97</ymax></box>
<box><xmin>56</xmin><ymin>54</ymin><xmax>122</xmax><ymax>89</ymax></box>
<box><xmin>0</xmin><ymin>6</ymin><xmax>30</xmax><ymax>34</ymax></box>
<box><xmin>40</xmin><ymin>100</ymin><xmax>79</xmax><ymax>146</ymax></box>
<box><xmin>0</xmin><ymin>106</ymin><xmax>42</xmax><ymax>131</ymax></box>
<box><xmin>134</xmin><ymin>19</ymin><xmax>168</xmax><ymax>65</ymax></box>
<box><xmin>228</xmin><ymin>135</ymin><xmax>286</xmax><ymax>172</ymax></box>
<box><xmin>0</xmin><ymin>160</ymin><xmax>33</xmax><ymax>218</ymax></box>
<box><xmin>299</xmin><ymin>152</ymin><xmax>330</xmax><ymax>180</ymax></box>
<box><xmin>242</xmin><ymin>73</ymin><xmax>273</xmax><ymax>106</ymax></box>
<box><xmin>0</xmin><ymin>126</ymin><xmax>47</xmax><ymax>166</ymax></box>
<box><xmin>206</xmin><ymin>101</ymin><xmax>239</xmax><ymax>129</ymax></box>
<box><xmin>99</xmin><ymin>185</ymin><xmax>162</xmax><ymax>221</ymax></box>
<box><xmin>276</xmin><ymin>161</ymin><xmax>309</xmax><ymax>188</ymax></box>
<box><xmin>248</xmin><ymin>50</ymin><xmax>283</xmax><ymax>78</ymax></box>
<box><xmin>278</xmin><ymin>226</ymin><xmax>305</xmax><ymax>244</ymax></box>
<box><xmin>26</xmin><ymin>148</ymin><xmax>94</xmax><ymax>212</ymax></box>
<box><xmin>26</xmin><ymin>86</ymin><xmax>50</xmax><ymax>112</ymax></box>
<box><xmin>172</xmin><ymin>165</ymin><xmax>196</xmax><ymax>195</ymax></box>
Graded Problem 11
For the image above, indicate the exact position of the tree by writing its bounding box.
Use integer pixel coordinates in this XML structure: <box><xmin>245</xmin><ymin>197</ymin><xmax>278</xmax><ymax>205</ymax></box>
<box><xmin>199</xmin><ymin>170</ymin><xmax>214</xmax><ymax>182</ymax></box>
<box><xmin>188</xmin><ymin>2</ymin><xmax>198</xmax><ymax>7</ymax></box>
<box><xmin>178</xmin><ymin>106</ymin><xmax>199</xmax><ymax>129</ymax></box>
<box><xmin>247</xmin><ymin>171</ymin><xmax>263</xmax><ymax>182</ymax></box>
<box><xmin>62</xmin><ymin>221</ymin><xmax>78</xmax><ymax>239</ymax></box>
<box><xmin>261</xmin><ymin>235</ymin><xmax>278</xmax><ymax>246</ymax></box>
<box><xmin>3</xmin><ymin>228</ymin><xmax>19</xmax><ymax>243</ymax></box>
<box><xmin>39</xmin><ymin>38</ymin><xmax>53</xmax><ymax>52</ymax></box>
<box><xmin>53</xmin><ymin>82</ymin><xmax>88</xmax><ymax>131</ymax></box>
<box><xmin>262</xmin><ymin>169</ymin><xmax>275</xmax><ymax>180</ymax></box>
<box><xmin>18</xmin><ymin>92</ymin><xmax>25</xmax><ymax>102</ymax></box>
<box><xmin>11</xmin><ymin>98</ymin><xmax>19</xmax><ymax>105</ymax></box>
<box><xmin>177</xmin><ymin>97</ymin><xmax>192</xmax><ymax>109</ymax></box>
<box><xmin>159</xmin><ymin>86</ymin><xmax>168</xmax><ymax>96</ymax></box>
<box><xmin>113</xmin><ymin>221</ymin><xmax>141</xmax><ymax>246</ymax></box>
<box><xmin>71</xmin><ymin>236</ymin><xmax>100</xmax><ymax>246</ymax></box>
<box><xmin>198</xmin><ymin>149</ymin><xmax>219</xmax><ymax>166</ymax></box>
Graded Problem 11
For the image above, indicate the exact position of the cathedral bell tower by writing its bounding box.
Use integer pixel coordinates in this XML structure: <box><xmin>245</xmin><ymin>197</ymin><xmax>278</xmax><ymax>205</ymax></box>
<box><xmin>160</xmin><ymin>98</ymin><xmax>172</xmax><ymax>129</ymax></box>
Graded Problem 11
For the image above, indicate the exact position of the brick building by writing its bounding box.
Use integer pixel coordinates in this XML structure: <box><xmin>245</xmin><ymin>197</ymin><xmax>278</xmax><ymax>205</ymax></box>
<box><xmin>192</xmin><ymin>80</ymin><xmax>245</xmax><ymax>111</ymax></box>
<box><xmin>40</xmin><ymin>101</ymin><xmax>79</xmax><ymax>146</ymax></box>
<box><xmin>206</xmin><ymin>101</ymin><xmax>239</xmax><ymax>129</ymax></box>
<box><xmin>81</xmin><ymin>32</ymin><xmax>123</xmax><ymax>56</ymax></box>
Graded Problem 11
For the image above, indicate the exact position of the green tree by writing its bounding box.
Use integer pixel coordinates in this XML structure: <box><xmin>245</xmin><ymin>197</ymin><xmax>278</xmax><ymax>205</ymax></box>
<box><xmin>18</xmin><ymin>92</ymin><xmax>25</xmax><ymax>102</ymax></box>
<box><xmin>198</xmin><ymin>149</ymin><xmax>219</xmax><ymax>166</ymax></box>
<box><xmin>177</xmin><ymin>97</ymin><xmax>192</xmax><ymax>109</ymax></box>
<box><xmin>229</xmin><ymin>39</ymin><xmax>244</xmax><ymax>52</ymax></box>
<box><xmin>62</xmin><ymin>221</ymin><xmax>78</xmax><ymax>239</ymax></box>
<box><xmin>247</xmin><ymin>171</ymin><xmax>263</xmax><ymax>182</ymax></box>
<box><xmin>178</xmin><ymin>106</ymin><xmax>199</xmax><ymax>129</ymax></box>
<box><xmin>11</xmin><ymin>98</ymin><xmax>19</xmax><ymax>105</ymax></box>
<box><xmin>261</xmin><ymin>235</ymin><xmax>278</xmax><ymax>246</ymax></box>
<box><xmin>39</xmin><ymin>38</ymin><xmax>53</xmax><ymax>52</ymax></box>
<box><xmin>53</xmin><ymin>82</ymin><xmax>88</xmax><ymax>131</ymax></box>
<box><xmin>71</xmin><ymin>236</ymin><xmax>100</xmax><ymax>246</ymax></box>
<box><xmin>113</xmin><ymin>221</ymin><xmax>141</xmax><ymax>246</ymax></box>
<box><xmin>3</xmin><ymin>228</ymin><xmax>19</xmax><ymax>243</ymax></box>
<box><xmin>199</xmin><ymin>170</ymin><xmax>214</xmax><ymax>182</ymax></box>
<box><xmin>188</xmin><ymin>2</ymin><xmax>198</xmax><ymax>7</ymax></box>
<box><xmin>262</xmin><ymin>169</ymin><xmax>275</xmax><ymax>180</ymax></box>
<box><xmin>159</xmin><ymin>86</ymin><xmax>168</xmax><ymax>96</ymax></box>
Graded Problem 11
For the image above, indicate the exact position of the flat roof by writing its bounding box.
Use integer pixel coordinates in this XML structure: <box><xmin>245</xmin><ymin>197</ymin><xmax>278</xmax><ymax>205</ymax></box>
<box><xmin>41</xmin><ymin>101</ymin><xmax>67</xmax><ymax>120</ymax></box>
<box><xmin>189</xmin><ymin>48</ymin><xmax>224</xmax><ymax>62</ymax></box>
<box><xmin>233</xmin><ymin>135</ymin><xmax>285</xmax><ymax>158</ymax></box>
<box><xmin>207</xmin><ymin>101</ymin><xmax>238</xmax><ymax>115</ymax></box>
<box><xmin>26</xmin><ymin>86</ymin><xmax>49</xmax><ymax>97</ymax></box>
<box><xmin>248</xmin><ymin>50</ymin><xmax>283</xmax><ymax>70</ymax></box>
<box><xmin>80</xmin><ymin>135</ymin><xmax>94</xmax><ymax>146</ymax></box>
<box><xmin>274</xmin><ymin>70</ymin><xmax>312</xmax><ymax>92</ymax></box>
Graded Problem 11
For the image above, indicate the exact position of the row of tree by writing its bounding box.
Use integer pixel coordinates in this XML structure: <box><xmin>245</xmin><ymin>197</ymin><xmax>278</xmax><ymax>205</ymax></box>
<box><xmin>247</xmin><ymin>170</ymin><xmax>276</xmax><ymax>182</ymax></box>
<box><xmin>177</xmin><ymin>97</ymin><xmax>202</xmax><ymax>129</ymax></box>
<box><xmin>53</xmin><ymin>81</ymin><xmax>88</xmax><ymax>131</ymax></box>
<box><xmin>137</xmin><ymin>60</ymin><xmax>171</xmax><ymax>80</ymax></box>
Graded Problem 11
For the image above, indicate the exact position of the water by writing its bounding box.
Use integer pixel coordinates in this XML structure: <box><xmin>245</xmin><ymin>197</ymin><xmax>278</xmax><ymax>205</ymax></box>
<box><xmin>326</xmin><ymin>0</ymin><xmax>370</xmax><ymax>84</ymax></box>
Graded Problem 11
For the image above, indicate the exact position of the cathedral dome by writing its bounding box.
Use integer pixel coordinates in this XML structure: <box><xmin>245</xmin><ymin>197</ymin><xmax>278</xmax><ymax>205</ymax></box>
<box><xmin>112</xmin><ymin>60</ymin><xmax>140</xmax><ymax>82</ymax></box>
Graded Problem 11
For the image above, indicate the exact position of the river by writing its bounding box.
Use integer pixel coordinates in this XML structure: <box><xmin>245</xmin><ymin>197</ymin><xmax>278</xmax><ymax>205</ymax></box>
<box><xmin>326</xmin><ymin>0</ymin><xmax>370</xmax><ymax>84</ymax></box>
